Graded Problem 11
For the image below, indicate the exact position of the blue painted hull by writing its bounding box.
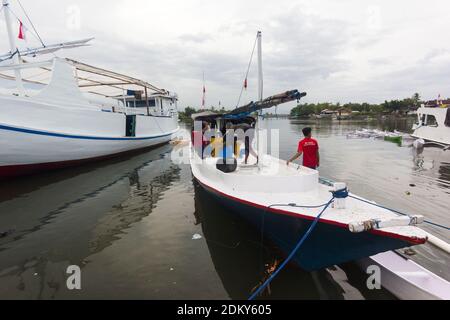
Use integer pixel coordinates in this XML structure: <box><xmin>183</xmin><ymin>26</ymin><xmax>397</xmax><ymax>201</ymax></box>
<box><xmin>198</xmin><ymin>181</ymin><xmax>414</xmax><ymax>271</ymax></box>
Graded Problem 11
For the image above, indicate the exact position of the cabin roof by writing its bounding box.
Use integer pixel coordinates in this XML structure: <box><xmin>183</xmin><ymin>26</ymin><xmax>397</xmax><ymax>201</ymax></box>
<box><xmin>0</xmin><ymin>57</ymin><xmax>172</xmax><ymax>100</ymax></box>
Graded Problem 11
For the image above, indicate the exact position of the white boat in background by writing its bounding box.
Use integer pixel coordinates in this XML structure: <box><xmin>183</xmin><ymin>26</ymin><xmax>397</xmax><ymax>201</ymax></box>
<box><xmin>0</xmin><ymin>0</ymin><xmax>178</xmax><ymax>179</ymax></box>
<box><xmin>412</xmin><ymin>102</ymin><xmax>450</xmax><ymax>146</ymax></box>
<box><xmin>358</xmin><ymin>251</ymin><xmax>450</xmax><ymax>300</ymax></box>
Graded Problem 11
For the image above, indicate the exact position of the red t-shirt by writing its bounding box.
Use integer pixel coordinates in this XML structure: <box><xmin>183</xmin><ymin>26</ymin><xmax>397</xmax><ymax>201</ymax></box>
<box><xmin>298</xmin><ymin>137</ymin><xmax>319</xmax><ymax>168</ymax></box>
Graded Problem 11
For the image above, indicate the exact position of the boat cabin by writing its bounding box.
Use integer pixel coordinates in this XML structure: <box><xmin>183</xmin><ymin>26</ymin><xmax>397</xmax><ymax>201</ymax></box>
<box><xmin>119</xmin><ymin>93</ymin><xmax>178</xmax><ymax>117</ymax></box>
<box><xmin>412</xmin><ymin>103</ymin><xmax>450</xmax><ymax>145</ymax></box>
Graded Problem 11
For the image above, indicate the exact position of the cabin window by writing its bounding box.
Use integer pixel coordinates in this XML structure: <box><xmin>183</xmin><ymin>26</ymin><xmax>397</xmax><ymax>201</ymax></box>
<box><xmin>425</xmin><ymin>115</ymin><xmax>438</xmax><ymax>127</ymax></box>
<box><xmin>148</xmin><ymin>99</ymin><xmax>156</xmax><ymax>107</ymax></box>
<box><xmin>127</xmin><ymin>99</ymin><xmax>156</xmax><ymax>108</ymax></box>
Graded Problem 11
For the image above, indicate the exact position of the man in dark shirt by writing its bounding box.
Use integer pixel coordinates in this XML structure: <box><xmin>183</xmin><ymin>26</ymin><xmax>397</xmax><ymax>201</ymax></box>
<box><xmin>287</xmin><ymin>127</ymin><xmax>320</xmax><ymax>169</ymax></box>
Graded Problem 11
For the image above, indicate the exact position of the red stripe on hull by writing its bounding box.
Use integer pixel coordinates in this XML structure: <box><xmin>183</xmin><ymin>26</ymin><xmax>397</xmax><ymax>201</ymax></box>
<box><xmin>0</xmin><ymin>142</ymin><xmax>169</xmax><ymax>180</ymax></box>
<box><xmin>195</xmin><ymin>177</ymin><xmax>427</xmax><ymax>246</ymax></box>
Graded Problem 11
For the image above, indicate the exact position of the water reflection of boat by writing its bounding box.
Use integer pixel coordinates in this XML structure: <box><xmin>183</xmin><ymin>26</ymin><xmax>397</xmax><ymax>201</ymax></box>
<box><xmin>0</xmin><ymin>145</ymin><xmax>180</xmax><ymax>297</ymax></box>
<box><xmin>195</xmin><ymin>183</ymin><xmax>395</xmax><ymax>300</ymax></box>
<box><xmin>413</xmin><ymin>146</ymin><xmax>450</xmax><ymax>190</ymax></box>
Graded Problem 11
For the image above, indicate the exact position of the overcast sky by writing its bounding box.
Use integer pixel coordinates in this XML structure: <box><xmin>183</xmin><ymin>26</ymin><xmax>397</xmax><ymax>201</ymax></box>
<box><xmin>1</xmin><ymin>0</ymin><xmax>449</xmax><ymax>111</ymax></box>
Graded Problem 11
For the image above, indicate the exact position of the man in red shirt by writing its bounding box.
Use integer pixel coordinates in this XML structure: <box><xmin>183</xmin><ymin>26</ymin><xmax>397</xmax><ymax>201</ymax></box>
<box><xmin>287</xmin><ymin>127</ymin><xmax>320</xmax><ymax>169</ymax></box>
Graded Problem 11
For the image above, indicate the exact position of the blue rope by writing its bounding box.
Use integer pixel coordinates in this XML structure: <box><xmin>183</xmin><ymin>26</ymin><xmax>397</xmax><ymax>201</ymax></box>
<box><xmin>248</xmin><ymin>197</ymin><xmax>335</xmax><ymax>300</ymax></box>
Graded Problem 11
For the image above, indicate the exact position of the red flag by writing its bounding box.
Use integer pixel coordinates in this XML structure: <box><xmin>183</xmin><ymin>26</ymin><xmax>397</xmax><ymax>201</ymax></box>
<box><xmin>18</xmin><ymin>21</ymin><xmax>26</xmax><ymax>40</ymax></box>
<box><xmin>244</xmin><ymin>78</ymin><xmax>248</xmax><ymax>90</ymax></box>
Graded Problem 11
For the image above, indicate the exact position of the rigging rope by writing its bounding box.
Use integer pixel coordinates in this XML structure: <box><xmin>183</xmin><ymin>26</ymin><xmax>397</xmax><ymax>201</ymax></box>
<box><xmin>7</xmin><ymin>6</ymin><xmax>45</xmax><ymax>48</ymax></box>
<box><xmin>16</xmin><ymin>0</ymin><xmax>46</xmax><ymax>47</ymax></box>
<box><xmin>235</xmin><ymin>34</ymin><xmax>258</xmax><ymax>109</ymax></box>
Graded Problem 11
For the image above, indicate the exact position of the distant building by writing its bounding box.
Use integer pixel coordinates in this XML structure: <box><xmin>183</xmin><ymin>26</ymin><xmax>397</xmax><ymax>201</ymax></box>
<box><xmin>425</xmin><ymin>99</ymin><xmax>450</xmax><ymax>108</ymax></box>
<box><xmin>336</xmin><ymin>108</ymin><xmax>352</xmax><ymax>120</ymax></box>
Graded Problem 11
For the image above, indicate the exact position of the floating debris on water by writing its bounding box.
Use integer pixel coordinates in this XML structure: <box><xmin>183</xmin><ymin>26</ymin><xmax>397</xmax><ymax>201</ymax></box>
<box><xmin>192</xmin><ymin>234</ymin><xmax>203</xmax><ymax>240</ymax></box>
<box><xmin>0</xmin><ymin>229</ymin><xmax>15</xmax><ymax>239</ymax></box>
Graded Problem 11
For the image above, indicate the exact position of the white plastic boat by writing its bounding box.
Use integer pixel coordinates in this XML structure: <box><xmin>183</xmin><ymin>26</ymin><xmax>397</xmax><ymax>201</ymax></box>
<box><xmin>412</xmin><ymin>104</ymin><xmax>450</xmax><ymax>146</ymax></box>
<box><xmin>358</xmin><ymin>250</ymin><xmax>450</xmax><ymax>300</ymax></box>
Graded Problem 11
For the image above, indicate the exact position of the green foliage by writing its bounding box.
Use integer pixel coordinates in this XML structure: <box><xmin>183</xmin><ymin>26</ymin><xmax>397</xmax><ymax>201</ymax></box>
<box><xmin>290</xmin><ymin>94</ymin><xmax>422</xmax><ymax>118</ymax></box>
<box><xmin>178</xmin><ymin>105</ymin><xmax>227</xmax><ymax>122</ymax></box>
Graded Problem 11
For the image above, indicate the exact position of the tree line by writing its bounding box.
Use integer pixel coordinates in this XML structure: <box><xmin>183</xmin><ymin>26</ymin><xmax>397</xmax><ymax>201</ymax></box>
<box><xmin>290</xmin><ymin>93</ymin><xmax>422</xmax><ymax>118</ymax></box>
<box><xmin>179</xmin><ymin>93</ymin><xmax>425</xmax><ymax>120</ymax></box>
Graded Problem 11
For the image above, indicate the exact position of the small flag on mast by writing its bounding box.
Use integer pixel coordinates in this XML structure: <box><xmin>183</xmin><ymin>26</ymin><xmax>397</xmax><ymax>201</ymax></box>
<box><xmin>18</xmin><ymin>21</ymin><xmax>27</xmax><ymax>40</ymax></box>
<box><xmin>244</xmin><ymin>78</ymin><xmax>248</xmax><ymax>90</ymax></box>
<box><xmin>201</xmin><ymin>72</ymin><xmax>206</xmax><ymax>110</ymax></box>
<box><xmin>201</xmin><ymin>85</ymin><xmax>206</xmax><ymax>109</ymax></box>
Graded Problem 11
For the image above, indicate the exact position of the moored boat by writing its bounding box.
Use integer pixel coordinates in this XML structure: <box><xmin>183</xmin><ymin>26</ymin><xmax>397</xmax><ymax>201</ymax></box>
<box><xmin>412</xmin><ymin>102</ymin><xmax>450</xmax><ymax>146</ymax></box>
<box><xmin>190</xmin><ymin>137</ymin><xmax>428</xmax><ymax>271</ymax></box>
<box><xmin>358</xmin><ymin>250</ymin><xmax>450</xmax><ymax>300</ymax></box>
<box><xmin>0</xmin><ymin>0</ymin><xmax>178</xmax><ymax>179</ymax></box>
<box><xmin>189</xmin><ymin>31</ymin><xmax>428</xmax><ymax>272</ymax></box>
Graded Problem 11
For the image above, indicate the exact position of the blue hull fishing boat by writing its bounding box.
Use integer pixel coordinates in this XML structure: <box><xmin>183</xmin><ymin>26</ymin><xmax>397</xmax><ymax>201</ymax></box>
<box><xmin>196</xmin><ymin>180</ymin><xmax>425</xmax><ymax>271</ymax></box>
<box><xmin>189</xmin><ymin>31</ymin><xmax>427</xmax><ymax>272</ymax></box>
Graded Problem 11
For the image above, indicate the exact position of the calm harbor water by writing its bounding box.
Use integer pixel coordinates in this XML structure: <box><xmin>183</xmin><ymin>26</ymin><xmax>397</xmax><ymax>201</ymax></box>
<box><xmin>0</xmin><ymin>118</ymin><xmax>448</xmax><ymax>300</ymax></box>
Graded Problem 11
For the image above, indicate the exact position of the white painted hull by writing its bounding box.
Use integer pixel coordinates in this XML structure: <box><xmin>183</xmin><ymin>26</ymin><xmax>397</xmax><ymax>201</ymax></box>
<box><xmin>0</xmin><ymin>124</ymin><xmax>177</xmax><ymax>165</ymax></box>
<box><xmin>0</xmin><ymin>94</ymin><xmax>178</xmax><ymax>177</ymax></box>
<box><xmin>358</xmin><ymin>251</ymin><xmax>450</xmax><ymax>300</ymax></box>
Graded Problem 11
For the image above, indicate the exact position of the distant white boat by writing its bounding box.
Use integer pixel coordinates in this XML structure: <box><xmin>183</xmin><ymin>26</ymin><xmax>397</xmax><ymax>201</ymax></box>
<box><xmin>0</xmin><ymin>0</ymin><xmax>178</xmax><ymax>178</ymax></box>
<box><xmin>412</xmin><ymin>104</ymin><xmax>450</xmax><ymax>146</ymax></box>
<box><xmin>358</xmin><ymin>251</ymin><xmax>450</xmax><ymax>300</ymax></box>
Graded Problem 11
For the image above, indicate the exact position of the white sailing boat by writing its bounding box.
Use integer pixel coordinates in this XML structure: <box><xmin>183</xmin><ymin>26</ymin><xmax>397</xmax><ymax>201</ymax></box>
<box><xmin>0</xmin><ymin>0</ymin><xmax>179</xmax><ymax>178</ymax></box>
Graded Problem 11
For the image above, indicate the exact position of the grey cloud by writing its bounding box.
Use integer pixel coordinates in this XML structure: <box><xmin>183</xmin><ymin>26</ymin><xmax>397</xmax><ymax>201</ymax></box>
<box><xmin>179</xmin><ymin>33</ymin><xmax>213</xmax><ymax>43</ymax></box>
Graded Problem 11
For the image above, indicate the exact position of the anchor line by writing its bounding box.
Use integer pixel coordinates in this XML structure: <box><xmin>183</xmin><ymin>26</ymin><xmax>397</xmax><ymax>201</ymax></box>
<box><xmin>249</xmin><ymin>195</ymin><xmax>337</xmax><ymax>300</ymax></box>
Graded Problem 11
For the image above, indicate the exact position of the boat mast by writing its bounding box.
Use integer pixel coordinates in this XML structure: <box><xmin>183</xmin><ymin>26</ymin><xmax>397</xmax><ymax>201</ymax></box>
<box><xmin>256</xmin><ymin>31</ymin><xmax>263</xmax><ymax>170</ymax></box>
<box><xmin>2</xmin><ymin>0</ymin><xmax>25</xmax><ymax>96</ymax></box>
<box><xmin>257</xmin><ymin>31</ymin><xmax>263</xmax><ymax>102</ymax></box>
